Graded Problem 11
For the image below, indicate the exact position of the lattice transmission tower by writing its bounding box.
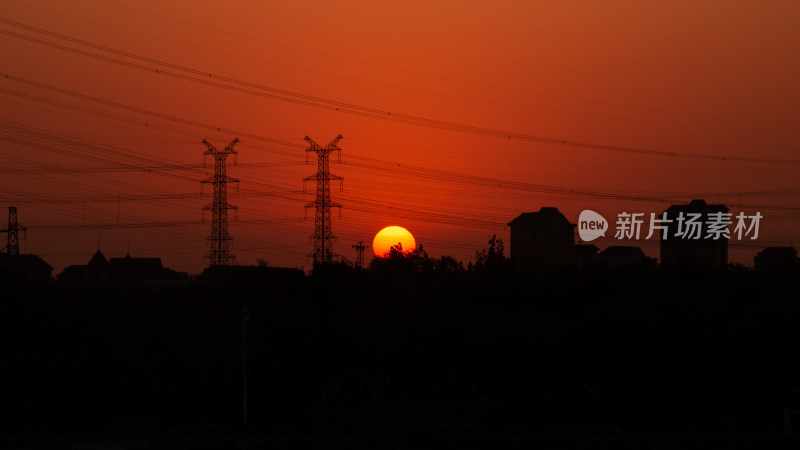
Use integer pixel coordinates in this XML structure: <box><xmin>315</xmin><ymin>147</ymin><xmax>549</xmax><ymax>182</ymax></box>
<box><xmin>304</xmin><ymin>135</ymin><xmax>343</xmax><ymax>267</ymax></box>
<box><xmin>352</xmin><ymin>241</ymin><xmax>367</xmax><ymax>268</ymax></box>
<box><xmin>1</xmin><ymin>206</ymin><xmax>24</xmax><ymax>255</ymax></box>
<box><xmin>202</xmin><ymin>138</ymin><xmax>239</xmax><ymax>266</ymax></box>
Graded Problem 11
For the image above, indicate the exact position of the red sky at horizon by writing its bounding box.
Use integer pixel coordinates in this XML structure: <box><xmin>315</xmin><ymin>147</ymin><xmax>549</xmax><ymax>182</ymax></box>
<box><xmin>1</xmin><ymin>0</ymin><xmax>798</xmax><ymax>274</ymax></box>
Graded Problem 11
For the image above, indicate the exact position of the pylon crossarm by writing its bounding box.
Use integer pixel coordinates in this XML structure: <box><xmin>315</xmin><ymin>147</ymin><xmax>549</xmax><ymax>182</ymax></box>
<box><xmin>325</xmin><ymin>135</ymin><xmax>343</xmax><ymax>149</ymax></box>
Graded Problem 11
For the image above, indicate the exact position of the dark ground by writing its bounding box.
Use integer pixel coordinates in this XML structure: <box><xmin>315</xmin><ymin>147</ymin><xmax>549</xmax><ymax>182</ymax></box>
<box><xmin>1</xmin><ymin>256</ymin><xmax>799</xmax><ymax>449</ymax></box>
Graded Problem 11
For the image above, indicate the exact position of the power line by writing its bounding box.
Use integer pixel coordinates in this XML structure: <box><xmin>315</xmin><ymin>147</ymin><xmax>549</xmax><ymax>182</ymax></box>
<box><xmin>4</xmin><ymin>77</ymin><xmax>800</xmax><ymax>214</ymax></box>
<box><xmin>0</xmin><ymin>64</ymin><xmax>792</xmax><ymax>264</ymax></box>
<box><xmin>84</xmin><ymin>0</ymin><xmax>800</xmax><ymax>128</ymax></box>
<box><xmin>1</xmin><ymin>20</ymin><xmax>799</xmax><ymax>165</ymax></box>
<box><xmin>2</xmin><ymin>103</ymin><xmax>798</xmax><ymax>242</ymax></box>
<box><xmin>3</xmin><ymin>99</ymin><xmax>799</xmax><ymax>235</ymax></box>
<box><xmin>11</xmin><ymin>1</ymin><xmax>794</xmax><ymax>136</ymax></box>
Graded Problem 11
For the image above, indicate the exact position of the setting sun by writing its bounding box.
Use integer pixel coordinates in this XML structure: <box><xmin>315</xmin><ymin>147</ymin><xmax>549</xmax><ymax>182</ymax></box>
<box><xmin>372</xmin><ymin>226</ymin><xmax>416</xmax><ymax>258</ymax></box>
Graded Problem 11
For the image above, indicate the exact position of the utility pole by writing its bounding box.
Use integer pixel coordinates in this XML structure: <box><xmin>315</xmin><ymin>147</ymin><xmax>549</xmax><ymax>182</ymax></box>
<box><xmin>202</xmin><ymin>138</ymin><xmax>239</xmax><ymax>266</ymax></box>
<box><xmin>304</xmin><ymin>135</ymin><xmax>343</xmax><ymax>268</ymax></box>
<box><xmin>1</xmin><ymin>206</ymin><xmax>24</xmax><ymax>255</ymax></box>
<box><xmin>242</xmin><ymin>305</ymin><xmax>248</xmax><ymax>426</ymax></box>
<box><xmin>352</xmin><ymin>241</ymin><xmax>367</xmax><ymax>268</ymax></box>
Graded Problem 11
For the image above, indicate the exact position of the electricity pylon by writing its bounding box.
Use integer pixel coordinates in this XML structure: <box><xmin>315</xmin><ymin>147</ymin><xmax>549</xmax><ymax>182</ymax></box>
<box><xmin>1</xmin><ymin>206</ymin><xmax>24</xmax><ymax>255</ymax></box>
<box><xmin>352</xmin><ymin>241</ymin><xmax>367</xmax><ymax>268</ymax></box>
<box><xmin>202</xmin><ymin>138</ymin><xmax>239</xmax><ymax>266</ymax></box>
<box><xmin>304</xmin><ymin>135</ymin><xmax>343</xmax><ymax>267</ymax></box>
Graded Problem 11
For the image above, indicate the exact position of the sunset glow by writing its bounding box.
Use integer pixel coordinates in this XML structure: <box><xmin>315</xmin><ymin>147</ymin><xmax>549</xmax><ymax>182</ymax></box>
<box><xmin>0</xmin><ymin>1</ymin><xmax>797</xmax><ymax>273</ymax></box>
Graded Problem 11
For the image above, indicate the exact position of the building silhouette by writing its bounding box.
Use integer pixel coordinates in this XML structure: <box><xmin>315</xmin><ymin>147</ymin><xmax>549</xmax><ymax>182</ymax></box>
<box><xmin>59</xmin><ymin>250</ymin><xmax>111</xmax><ymax>283</ymax></box>
<box><xmin>0</xmin><ymin>253</ymin><xmax>53</xmax><ymax>283</ymax></box>
<box><xmin>508</xmin><ymin>207</ymin><xmax>575</xmax><ymax>269</ymax></box>
<box><xmin>598</xmin><ymin>245</ymin><xmax>650</xmax><ymax>268</ymax></box>
<box><xmin>754</xmin><ymin>246</ymin><xmax>798</xmax><ymax>271</ymax></box>
<box><xmin>201</xmin><ymin>263</ymin><xmax>305</xmax><ymax>282</ymax></box>
<box><xmin>660</xmin><ymin>199</ymin><xmax>728</xmax><ymax>269</ymax></box>
<box><xmin>58</xmin><ymin>250</ymin><xmax>184</xmax><ymax>283</ymax></box>
<box><xmin>573</xmin><ymin>243</ymin><xmax>599</xmax><ymax>267</ymax></box>
<box><xmin>109</xmin><ymin>254</ymin><xmax>169</xmax><ymax>282</ymax></box>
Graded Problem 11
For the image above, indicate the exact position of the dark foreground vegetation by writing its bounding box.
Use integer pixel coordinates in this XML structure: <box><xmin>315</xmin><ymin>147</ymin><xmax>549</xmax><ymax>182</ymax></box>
<box><xmin>2</xmin><ymin>246</ymin><xmax>799</xmax><ymax>449</ymax></box>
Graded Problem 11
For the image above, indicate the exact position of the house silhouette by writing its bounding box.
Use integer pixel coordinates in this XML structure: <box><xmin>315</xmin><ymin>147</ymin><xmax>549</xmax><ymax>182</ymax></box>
<box><xmin>508</xmin><ymin>207</ymin><xmax>575</xmax><ymax>269</ymax></box>
<box><xmin>0</xmin><ymin>253</ymin><xmax>53</xmax><ymax>283</ymax></box>
<box><xmin>58</xmin><ymin>250</ymin><xmax>184</xmax><ymax>283</ymax></box>
<box><xmin>754</xmin><ymin>246</ymin><xmax>798</xmax><ymax>271</ymax></box>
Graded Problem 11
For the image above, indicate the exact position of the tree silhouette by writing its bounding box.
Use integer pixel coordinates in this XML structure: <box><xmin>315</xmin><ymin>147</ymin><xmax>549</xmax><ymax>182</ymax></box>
<box><xmin>469</xmin><ymin>234</ymin><xmax>509</xmax><ymax>272</ymax></box>
<box><xmin>384</xmin><ymin>242</ymin><xmax>407</xmax><ymax>259</ymax></box>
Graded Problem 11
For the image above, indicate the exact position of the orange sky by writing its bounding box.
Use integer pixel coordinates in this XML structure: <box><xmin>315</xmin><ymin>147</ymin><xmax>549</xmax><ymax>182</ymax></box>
<box><xmin>1</xmin><ymin>0</ymin><xmax>798</xmax><ymax>274</ymax></box>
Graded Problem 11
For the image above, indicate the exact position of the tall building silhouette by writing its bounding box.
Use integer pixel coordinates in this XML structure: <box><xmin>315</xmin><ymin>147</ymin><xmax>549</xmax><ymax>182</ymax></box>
<box><xmin>508</xmin><ymin>207</ymin><xmax>575</xmax><ymax>269</ymax></box>
<box><xmin>660</xmin><ymin>199</ymin><xmax>728</xmax><ymax>269</ymax></box>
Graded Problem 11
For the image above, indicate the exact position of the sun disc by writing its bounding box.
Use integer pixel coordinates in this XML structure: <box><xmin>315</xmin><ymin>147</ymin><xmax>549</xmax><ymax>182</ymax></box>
<box><xmin>372</xmin><ymin>226</ymin><xmax>416</xmax><ymax>257</ymax></box>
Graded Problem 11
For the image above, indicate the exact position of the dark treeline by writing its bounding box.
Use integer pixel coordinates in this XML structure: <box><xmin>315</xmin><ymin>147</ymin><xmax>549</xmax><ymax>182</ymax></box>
<box><xmin>2</xmin><ymin>243</ymin><xmax>800</xmax><ymax>447</ymax></box>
